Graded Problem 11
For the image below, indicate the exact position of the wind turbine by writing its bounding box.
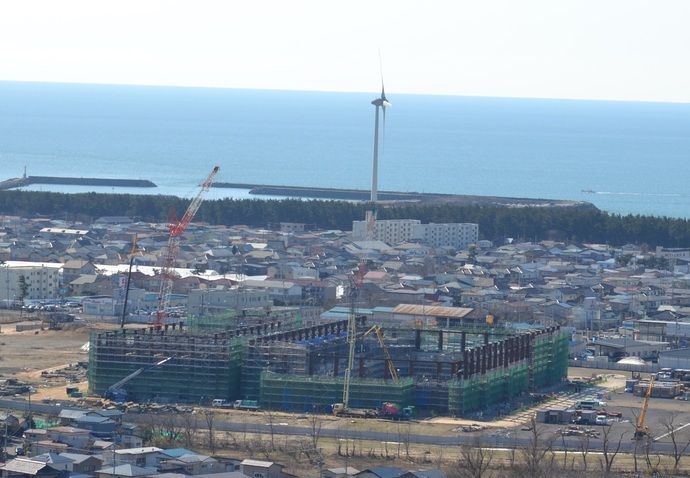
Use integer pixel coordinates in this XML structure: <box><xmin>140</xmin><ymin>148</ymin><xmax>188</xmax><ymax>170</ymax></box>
<box><xmin>370</xmin><ymin>65</ymin><xmax>391</xmax><ymax>205</ymax></box>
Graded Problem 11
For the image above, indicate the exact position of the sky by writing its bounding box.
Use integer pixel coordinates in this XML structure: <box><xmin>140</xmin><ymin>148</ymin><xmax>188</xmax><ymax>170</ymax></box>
<box><xmin>2</xmin><ymin>1</ymin><xmax>690</xmax><ymax>103</ymax></box>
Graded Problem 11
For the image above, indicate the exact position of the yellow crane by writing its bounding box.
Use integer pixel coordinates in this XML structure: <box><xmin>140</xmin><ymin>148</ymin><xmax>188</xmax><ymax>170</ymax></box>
<box><xmin>634</xmin><ymin>375</ymin><xmax>655</xmax><ymax>439</ymax></box>
<box><xmin>364</xmin><ymin>324</ymin><xmax>398</xmax><ymax>381</ymax></box>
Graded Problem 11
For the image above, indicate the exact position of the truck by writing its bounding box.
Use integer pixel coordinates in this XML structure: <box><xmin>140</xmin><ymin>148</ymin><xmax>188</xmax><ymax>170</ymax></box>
<box><xmin>332</xmin><ymin>402</ymin><xmax>379</xmax><ymax>418</ymax></box>
<box><xmin>211</xmin><ymin>399</ymin><xmax>233</xmax><ymax>408</ymax></box>
<box><xmin>576</xmin><ymin>410</ymin><xmax>599</xmax><ymax>425</ymax></box>
<box><xmin>575</xmin><ymin>399</ymin><xmax>606</xmax><ymax>410</ymax></box>
<box><xmin>233</xmin><ymin>399</ymin><xmax>261</xmax><ymax>411</ymax></box>
<box><xmin>380</xmin><ymin>402</ymin><xmax>415</xmax><ymax>421</ymax></box>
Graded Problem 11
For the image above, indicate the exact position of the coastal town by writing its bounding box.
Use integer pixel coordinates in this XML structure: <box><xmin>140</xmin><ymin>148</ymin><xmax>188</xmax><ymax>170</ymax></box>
<box><xmin>2</xmin><ymin>210</ymin><xmax>690</xmax><ymax>477</ymax></box>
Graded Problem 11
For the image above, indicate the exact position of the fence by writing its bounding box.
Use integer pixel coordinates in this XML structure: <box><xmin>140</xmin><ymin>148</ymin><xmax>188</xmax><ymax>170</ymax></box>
<box><xmin>568</xmin><ymin>359</ymin><xmax>658</xmax><ymax>374</ymax></box>
<box><xmin>15</xmin><ymin>323</ymin><xmax>43</xmax><ymax>332</ymax></box>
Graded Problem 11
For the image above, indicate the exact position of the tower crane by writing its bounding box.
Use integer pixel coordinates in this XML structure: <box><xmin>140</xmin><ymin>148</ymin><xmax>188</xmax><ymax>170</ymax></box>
<box><xmin>154</xmin><ymin>166</ymin><xmax>219</xmax><ymax>329</ymax></box>
<box><xmin>634</xmin><ymin>375</ymin><xmax>655</xmax><ymax>439</ymax></box>
<box><xmin>364</xmin><ymin>324</ymin><xmax>398</xmax><ymax>381</ymax></box>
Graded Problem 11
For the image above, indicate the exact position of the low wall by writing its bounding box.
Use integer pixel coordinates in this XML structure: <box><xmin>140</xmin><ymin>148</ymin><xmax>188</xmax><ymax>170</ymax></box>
<box><xmin>568</xmin><ymin>359</ymin><xmax>658</xmax><ymax>374</ymax></box>
<box><xmin>16</xmin><ymin>323</ymin><xmax>44</xmax><ymax>332</ymax></box>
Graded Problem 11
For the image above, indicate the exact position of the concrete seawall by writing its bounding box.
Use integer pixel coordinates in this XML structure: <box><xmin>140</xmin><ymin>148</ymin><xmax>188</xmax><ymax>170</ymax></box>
<box><xmin>214</xmin><ymin>182</ymin><xmax>596</xmax><ymax>209</ymax></box>
<box><xmin>0</xmin><ymin>176</ymin><xmax>156</xmax><ymax>190</ymax></box>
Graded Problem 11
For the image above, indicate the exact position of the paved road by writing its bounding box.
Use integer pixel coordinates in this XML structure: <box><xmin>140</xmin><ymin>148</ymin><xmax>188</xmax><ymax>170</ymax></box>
<box><xmin>0</xmin><ymin>398</ymin><xmax>682</xmax><ymax>455</ymax></box>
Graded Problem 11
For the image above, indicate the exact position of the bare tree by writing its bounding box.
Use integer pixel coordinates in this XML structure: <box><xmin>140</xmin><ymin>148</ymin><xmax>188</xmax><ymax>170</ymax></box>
<box><xmin>598</xmin><ymin>424</ymin><xmax>625</xmax><ymax>476</ymax></box>
<box><xmin>203</xmin><ymin>410</ymin><xmax>216</xmax><ymax>454</ymax></box>
<box><xmin>178</xmin><ymin>412</ymin><xmax>199</xmax><ymax>448</ymax></box>
<box><xmin>307</xmin><ymin>409</ymin><xmax>323</xmax><ymax>451</ymax></box>
<box><xmin>577</xmin><ymin>431</ymin><xmax>592</xmax><ymax>471</ymax></box>
<box><xmin>451</xmin><ymin>433</ymin><xmax>495</xmax><ymax>478</ymax></box>
<box><xmin>660</xmin><ymin>411</ymin><xmax>690</xmax><ymax>474</ymax></box>
<box><xmin>641</xmin><ymin>435</ymin><xmax>661</xmax><ymax>476</ymax></box>
<box><xmin>265</xmin><ymin>409</ymin><xmax>276</xmax><ymax>451</ymax></box>
<box><xmin>512</xmin><ymin>417</ymin><xmax>557</xmax><ymax>478</ymax></box>
<box><xmin>396</xmin><ymin>421</ymin><xmax>412</xmax><ymax>458</ymax></box>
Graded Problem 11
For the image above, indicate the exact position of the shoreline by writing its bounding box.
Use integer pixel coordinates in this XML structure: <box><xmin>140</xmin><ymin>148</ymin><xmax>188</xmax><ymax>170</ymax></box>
<box><xmin>0</xmin><ymin>176</ymin><xmax>596</xmax><ymax>209</ymax></box>
<box><xmin>0</xmin><ymin>176</ymin><xmax>157</xmax><ymax>190</ymax></box>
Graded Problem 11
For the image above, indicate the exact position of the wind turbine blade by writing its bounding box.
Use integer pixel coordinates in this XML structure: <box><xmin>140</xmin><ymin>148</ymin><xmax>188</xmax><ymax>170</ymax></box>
<box><xmin>379</xmin><ymin>49</ymin><xmax>387</xmax><ymax>103</ymax></box>
<box><xmin>381</xmin><ymin>105</ymin><xmax>387</xmax><ymax>151</ymax></box>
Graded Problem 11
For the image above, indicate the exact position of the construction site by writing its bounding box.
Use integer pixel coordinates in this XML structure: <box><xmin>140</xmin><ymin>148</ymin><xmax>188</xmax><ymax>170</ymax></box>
<box><xmin>88</xmin><ymin>316</ymin><xmax>569</xmax><ymax>416</ymax></box>
<box><xmin>87</xmin><ymin>164</ymin><xmax>570</xmax><ymax>415</ymax></box>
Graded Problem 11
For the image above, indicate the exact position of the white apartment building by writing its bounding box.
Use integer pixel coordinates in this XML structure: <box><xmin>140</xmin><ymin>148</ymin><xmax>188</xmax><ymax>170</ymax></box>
<box><xmin>410</xmin><ymin>222</ymin><xmax>479</xmax><ymax>250</ymax></box>
<box><xmin>187</xmin><ymin>287</ymin><xmax>271</xmax><ymax>316</ymax></box>
<box><xmin>352</xmin><ymin>219</ymin><xmax>421</xmax><ymax>244</ymax></box>
<box><xmin>0</xmin><ymin>264</ymin><xmax>61</xmax><ymax>303</ymax></box>
<box><xmin>353</xmin><ymin>219</ymin><xmax>479</xmax><ymax>249</ymax></box>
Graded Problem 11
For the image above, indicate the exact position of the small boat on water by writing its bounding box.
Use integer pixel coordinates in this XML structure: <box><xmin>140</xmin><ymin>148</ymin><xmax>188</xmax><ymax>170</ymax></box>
<box><xmin>581</xmin><ymin>189</ymin><xmax>595</xmax><ymax>193</ymax></box>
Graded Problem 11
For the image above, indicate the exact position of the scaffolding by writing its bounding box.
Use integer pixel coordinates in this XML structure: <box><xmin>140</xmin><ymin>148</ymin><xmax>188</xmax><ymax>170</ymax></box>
<box><xmin>186</xmin><ymin>312</ymin><xmax>239</xmax><ymax>332</ymax></box>
<box><xmin>88</xmin><ymin>327</ymin><xmax>244</xmax><ymax>403</ymax></box>
<box><xmin>448</xmin><ymin>362</ymin><xmax>529</xmax><ymax>415</ymax></box>
<box><xmin>88</xmin><ymin>316</ymin><xmax>568</xmax><ymax>416</ymax></box>
<box><xmin>260</xmin><ymin>372</ymin><xmax>415</xmax><ymax>413</ymax></box>
<box><xmin>532</xmin><ymin>330</ymin><xmax>569</xmax><ymax>389</ymax></box>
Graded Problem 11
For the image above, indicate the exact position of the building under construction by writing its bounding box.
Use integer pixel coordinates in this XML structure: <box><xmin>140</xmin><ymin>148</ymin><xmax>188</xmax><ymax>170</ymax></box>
<box><xmin>88</xmin><ymin>317</ymin><xmax>568</xmax><ymax>415</ymax></box>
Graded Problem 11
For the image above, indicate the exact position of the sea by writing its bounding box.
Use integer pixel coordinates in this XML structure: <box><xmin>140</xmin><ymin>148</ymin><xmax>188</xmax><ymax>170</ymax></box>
<box><xmin>2</xmin><ymin>81</ymin><xmax>690</xmax><ymax>219</ymax></box>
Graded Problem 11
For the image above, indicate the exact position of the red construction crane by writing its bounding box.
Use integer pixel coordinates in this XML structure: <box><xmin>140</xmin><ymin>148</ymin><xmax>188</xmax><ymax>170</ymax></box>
<box><xmin>153</xmin><ymin>166</ymin><xmax>219</xmax><ymax>329</ymax></box>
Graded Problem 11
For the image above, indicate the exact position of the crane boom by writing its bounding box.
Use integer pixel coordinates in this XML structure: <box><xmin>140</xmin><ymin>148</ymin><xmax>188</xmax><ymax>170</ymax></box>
<box><xmin>155</xmin><ymin>166</ymin><xmax>219</xmax><ymax>328</ymax></box>
<box><xmin>634</xmin><ymin>375</ymin><xmax>654</xmax><ymax>439</ymax></box>
<box><xmin>364</xmin><ymin>324</ymin><xmax>398</xmax><ymax>381</ymax></box>
<box><xmin>106</xmin><ymin>357</ymin><xmax>172</xmax><ymax>402</ymax></box>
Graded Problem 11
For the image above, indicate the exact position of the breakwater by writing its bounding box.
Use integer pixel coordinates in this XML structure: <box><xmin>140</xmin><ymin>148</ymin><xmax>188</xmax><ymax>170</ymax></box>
<box><xmin>0</xmin><ymin>176</ymin><xmax>156</xmax><ymax>190</ymax></box>
<box><xmin>213</xmin><ymin>182</ymin><xmax>595</xmax><ymax>209</ymax></box>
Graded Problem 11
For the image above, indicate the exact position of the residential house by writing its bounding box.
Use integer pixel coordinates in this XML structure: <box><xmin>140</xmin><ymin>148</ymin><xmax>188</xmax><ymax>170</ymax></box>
<box><xmin>59</xmin><ymin>453</ymin><xmax>103</xmax><ymax>474</ymax></box>
<box><xmin>62</xmin><ymin>260</ymin><xmax>98</xmax><ymax>284</ymax></box>
<box><xmin>57</xmin><ymin>410</ymin><xmax>87</xmax><ymax>427</ymax></box>
<box><xmin>86</xmin><ymin>409</ymin><xmax>124</xmax><ymax>425</ymax></box>
<box><xmin>113</xmin><ymin>447</ymin><xmax>163</xmax><ymax>468</ymax></box>
<box><xmin>322</xmin><ymin>467</ymin><xmax>360</xmax><ymax>478</ymax></box>
<box><xmin>28</xmin><ymin>454</ymin><xmax>74</xmax><ymax>472</ymax></box>
<box><xmin>117</xmin><ymin>423</ymin><xmax>144</xmax><ymax>449</ymax></box>
<box><xmin>95</xmin><ymin>464</ymin><xmax>158</xmax><ymax>478</ymax></box>
<box><xmin>399</xmin><ymin>471</ymin><xmax>447</xmax><ymax>478</ymax></box>
<box><xmin>355</xmin><ymin>467</ymin><xmax>406</xmax><ymax>478</ymax></box>
<box><xmin>70</xmin><ymin>275</ymin><xmax>115</xmax><ymax>296</ymax></box>
<box><xmin>73</xmin><ymin>415</ymin><xmax>117</xmax><ymax>438</ymax></box>
<box><xmin>239</xmin><ymin>459</ymin><xmax>290</xmax><ymax>478</ymax></box>
<box><xmin>243</xmin><ymin>279</ymin><xmax>302</xmax><ymax>305</ymax></box>
<box><xmin>0</xmin><ymin>412</ymin><xmax>21</xmax><ymax>436</ymax></box>
<box><xmin>158</xmin><ymin>455</ymin><xmax>224</xmax><ymax>475</ymax></box>
<box><xmin>44</xmin><ymin>426</ymin><xmax>92</xmax><ymax>452</ymax></box>
<box><xmin>0</xmin><ymin>458</ymin><xmax>63</xmax><ymax>478</ymax></box>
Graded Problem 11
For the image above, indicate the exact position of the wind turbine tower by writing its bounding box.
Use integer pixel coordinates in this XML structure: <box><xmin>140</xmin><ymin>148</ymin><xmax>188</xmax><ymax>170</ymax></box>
<box><xmin>370</xmin><ymin>76</ymin><xmax>391</xmax><ymax>205</ymax></box>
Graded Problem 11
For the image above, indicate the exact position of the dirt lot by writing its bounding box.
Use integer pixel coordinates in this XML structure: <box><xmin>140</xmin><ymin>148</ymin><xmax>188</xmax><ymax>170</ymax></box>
<box><xmin>0</xmin><ymin>310</ymin><xmax>115</xmax><ymax>400</ymax></box>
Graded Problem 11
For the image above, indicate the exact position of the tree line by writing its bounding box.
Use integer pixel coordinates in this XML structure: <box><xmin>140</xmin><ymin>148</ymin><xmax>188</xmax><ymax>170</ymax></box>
<box><xmin>2</xmin><ymin>189</ymin><xmax>690</xmax><ymax>247</ymax></box>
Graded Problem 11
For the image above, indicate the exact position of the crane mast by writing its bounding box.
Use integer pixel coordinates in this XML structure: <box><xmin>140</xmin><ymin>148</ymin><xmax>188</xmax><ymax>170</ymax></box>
<box><xmin>154</xmin><ymin>166</ymin><xmax>219</xmax><ymax>328</ymax></box>
<box><xmin>342</xmin><ymin>264</ymin><xmax>365</xmax><ymax>408</ymax></box>
<box><xmin>340</xmin><ymin>208</ymin><xmax>377</xmax><ymax>409</ymax></box>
